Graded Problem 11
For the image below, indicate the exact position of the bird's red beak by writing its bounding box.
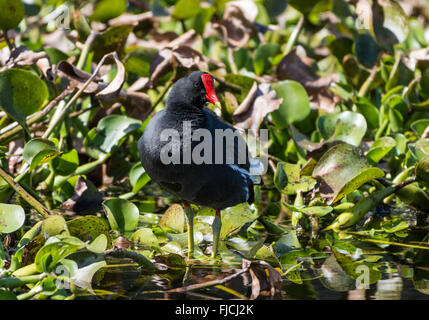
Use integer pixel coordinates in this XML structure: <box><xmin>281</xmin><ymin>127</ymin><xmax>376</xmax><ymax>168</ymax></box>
<box><xmin>201</xmin><ymin>73</ymin><xmax>221</xmax><ymax>108</ymax></box>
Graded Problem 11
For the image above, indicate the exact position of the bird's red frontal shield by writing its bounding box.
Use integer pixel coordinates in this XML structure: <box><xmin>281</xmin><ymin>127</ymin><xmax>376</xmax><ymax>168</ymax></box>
<box><xmin>201</xmin><ymin>73</ymin><xmax>220</xmax><ymax>107</ymax></box>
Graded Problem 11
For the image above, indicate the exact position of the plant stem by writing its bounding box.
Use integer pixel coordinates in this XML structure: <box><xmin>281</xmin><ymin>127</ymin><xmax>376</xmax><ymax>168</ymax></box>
<box><xmin>284</xmin><ymin>15</ymin><xmax>304</xmax><ymax>56</ymax></box>
<box><xmin>184</xmin><ymin>204</ymin><xmax>194</xmax><ymax>260</ymax></box>
<box><xmin>149</xmin><ymin>69</ymin><xmax>176</xmax><ymax>115</ymax></box>
<box><xmin>43</xmin><ymin>52</ymin><xmax>119</xmax><ymax>140</ymax></box>
<box><xmin>0</xmin><ymin>274</ymin><xmax>45</xmax><ymax>289</ymax></box>
<box><xmin>104</xmin><ymin>248</ymin><xmax>155</xmax><ymax>270</ymax></box>
<box><xmin>358</xmin><ymin>66</ymin><xmax>378</xmax><ymax>97</ymax></box>
<box><xmin>0</xmin><ymin>167</ymin><xmax>50</xmax><ymax>218</ymax></box>
<box><xmin>2</xmin><ymin>30</ymin><xmax>14</xmax><ymax>50</ymax></box>
<box><xmin>76</xmin><ymin>31</ymin><xmax>98</xmax><ymax>70</ymax></box>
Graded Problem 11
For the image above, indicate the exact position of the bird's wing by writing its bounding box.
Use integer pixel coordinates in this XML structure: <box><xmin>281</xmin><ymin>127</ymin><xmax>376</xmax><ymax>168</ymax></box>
<box><xmin>203</xmin><ymin>108</ymin><xmax>251</xmax><ymax>171</ymax></box>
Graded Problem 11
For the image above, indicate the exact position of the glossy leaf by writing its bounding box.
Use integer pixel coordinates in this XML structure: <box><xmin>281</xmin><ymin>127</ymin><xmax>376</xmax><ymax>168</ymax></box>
<box><xmin>103</xmin><ymin>198</ymin><xmax>140</xmax><ymax>234</ymax></box>
<box><xmin>270</xmin><ymin>80</ymin><xmax>311</xmax><ymax>128</ymax></box>
<box><xmin>0</xmin><ymin>69</ymin><xmax>49</xmax><ymax>130</ymax></box>
<box><xmin>0</xmin><ymin>0</ymin><xmax>24</xmax><ymax>30</ymax></box>
<box><xmin>0</xmin><ymin>203</ymin><xmax>25</xmax><ymax>234</ymax></box>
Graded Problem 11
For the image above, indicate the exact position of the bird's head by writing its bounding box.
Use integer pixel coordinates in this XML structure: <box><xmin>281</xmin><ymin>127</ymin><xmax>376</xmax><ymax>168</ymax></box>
<box><xmin>168</xmin><ymin>70</ymin><xmax>221</xmax><ymax>109</ymax></box>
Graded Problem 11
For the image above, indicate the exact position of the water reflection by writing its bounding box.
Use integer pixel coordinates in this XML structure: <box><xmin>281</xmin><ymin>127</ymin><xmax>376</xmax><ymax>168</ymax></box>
<box><xmin>87</xmin><ymin>259</ymin><xmax>429</xmax><ymax>300</ymax></box>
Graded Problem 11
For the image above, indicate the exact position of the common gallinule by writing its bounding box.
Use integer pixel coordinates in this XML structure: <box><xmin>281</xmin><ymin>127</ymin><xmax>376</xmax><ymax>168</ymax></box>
<box><xmin>138</xmin><ymin>71</ymin><xmax>255</xmax><ymax>258</ymax></box>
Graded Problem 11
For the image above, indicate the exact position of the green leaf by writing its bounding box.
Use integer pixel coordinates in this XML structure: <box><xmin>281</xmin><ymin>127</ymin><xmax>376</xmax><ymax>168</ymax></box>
<box><xmin>86</xmin><ymin>234</ymin><xmax>108</xmax><ymax>253</ymax></box>
<box><xmin>0</xmin><ymin>289</ymin><xmax>17</xmax><ymax>300</ymax></box>
<box><xmin>317</xmin><ymin>111</ymin><xmax>367</xmax><ymax>146</ymax></box>
<box><xmin>409</xmin><ymin>139</ymin><xmax>429</xmax><ymax>162</ymax></box>
<box><xmin>0</xmin><ymin>0</ymin><xmax>24</xmax><ymax>30</ymax></box>
<box><xmin>92</xmin><ymin>25</ymin><xmax>132</xmax><ymax>61</ymax></box>
<box><xmin>129</xmin><ymin>163</ymin><xmax>151</xmax><ymax>194</ymax></box>
<box><xmin>220</xmin><ymin>203</ymin><xmax>257</xmax><ymax>240</ymax></box>
<box><xmin>287</xmin><ymin>0</ymin><xmax>324</xmax><ymax>15</ymax></box>
<box><xmin>354</xmin><ymin>97</ymin><xmax>380</xmax><ymax>130</ymax></box>
<box><xmin>52</xmin><ymin>149</ymin><xmax>79</xmax><ymax>176</ymax></box>
<box><xmin>172</xmin><ymin>0</ymin><xmax>200</xmax><ymax>20</ymax></box>
<box><xmin>283</xmin><ymin>202</ymin><xmax>333</xmax><ymax>217</ymax></box>
<box><xmin>35</xmin><ymin>241</ymin><xmax>83</xmax><ymax>273</ymax></box>
<box><xmin>130</xmin><ymin>227</ymin><xmax>160</xmax><ymax>251</ymax></box>
<box><xmin>84</xmin><ymin>115</ymin><xmax>141</xmax><ymax>159</ymax></box>
<box><xmin>42</xmin><ymin>215</ymin><xmax>68</xmax><ymax>238</ymax></box>
<box><xmin>270</xmin><ymin>80</ymin><xmax>310</xmax><ymax>128</ymax></box>
<box><xmin>355</xmin><ymin>33</ymin><xmax>380</xmax><ymax>68</ymax></box>
<box><xmin>366</xmin><ymin>136</ymin><xmax>397</xmax><ymax>165</ymax></box>
<box><xmin>416</xmin><ymin>155</ymin><xmax>429</xmax><ymax>188</ymax></box>
<box><xmin>313</xmin><ymin>144</ymin><xmax>374</xmax><ymax>204</ymax></box>
<box><xmin>23</xmin><ymin>138</ymin><xmax>60</xmax><ymax>171</ymax></box>
<box><xmin>411</xmin><ymin>119</ymin><xmax>429</xmax><ymax>137</ymax></box>
<box><xmin>333</xmin><ymin>167</ymin><xmax>385</xmax><ymax>203</ymax></box>
<box><xmin>67</xmin><ymin>216</ymin><xmax>112</xmax><ymax>247</ymax></box>
<box><xmin>90</xmin><ymin>0</ymin><xmax>127</xmax><ymax>23</ymax></box>
<box><xmin>0</xmin><ymin>69</ymin><xmax>49</xmax><ymax>131</ymax></box>
<box><xmin>159</xmin><ymin>204</ymin><xmax>185</xmax><ymax>233</ymax></box>
<box><xmin>332</xmin><ymin>247</ymin><xmax>381</xmax><ymax>285</ymax></box>
<box><xmin>0</xmin><ymin>203</ymin><xmax>25</xmax><ymax>234</ymax></box>
<box><xmin>274</xmin><ymin>162</ymin><xmax>316</xmax><ymax>195</ymax></box>
<box><xmin>253</xmin><ymin>43</ymin><xmax>280</xmax><ymax>76</ymax></box>
<box><xmin>103</xmin><ymin>198</ymin><xmax>140</xmax><ymax>234</ymax></box>
<box><xmin>223</xmin><ymin>74</ymin><xmax>256</xmax><ymax>103</ymax></box>
<box><xmin>124</xmin><ymin>47</ymin><xmax>158</xmax><ymax>77</ymax></box>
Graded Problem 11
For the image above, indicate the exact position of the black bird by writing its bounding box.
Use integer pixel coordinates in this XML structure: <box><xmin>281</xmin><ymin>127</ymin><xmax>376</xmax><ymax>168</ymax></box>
<box><xmin>138</xmin><ymin>71</ymin><xmax>255</xmax><ymax>258</ymax></box>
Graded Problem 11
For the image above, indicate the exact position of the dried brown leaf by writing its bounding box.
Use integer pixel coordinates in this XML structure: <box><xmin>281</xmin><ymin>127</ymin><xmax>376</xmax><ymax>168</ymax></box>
<box><xmin>276</xmin><ymin>49</ymin><xmax>339</xmax><ymax>113</ymax></box>
<box><xmin>233</xmin><ymin>82</ymin><xmax>283</xmax><ymax>132</ymax></box>
<box><xmin>244</xmin><ymin>259</ymin><xmax>282</xmax><ymax>299</ymax></box>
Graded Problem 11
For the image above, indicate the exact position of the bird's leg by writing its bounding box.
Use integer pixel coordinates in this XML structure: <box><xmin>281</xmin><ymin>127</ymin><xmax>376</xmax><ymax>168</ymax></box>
<box><xmin>211</xmin><ymin>210</ymin><xmax>222</xmax><ymax>258</ymax></box>
<box><xmin>184</xmin><ymin>201</ymin><xmax>194</xmax><ymax>259</ymax></box>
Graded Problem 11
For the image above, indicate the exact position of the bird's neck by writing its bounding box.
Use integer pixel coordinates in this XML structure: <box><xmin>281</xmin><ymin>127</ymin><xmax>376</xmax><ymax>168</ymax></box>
<box><xmin>165</xmin><ymin>100</ymin><xmax>205</xmax><ymax>120</ymax></box>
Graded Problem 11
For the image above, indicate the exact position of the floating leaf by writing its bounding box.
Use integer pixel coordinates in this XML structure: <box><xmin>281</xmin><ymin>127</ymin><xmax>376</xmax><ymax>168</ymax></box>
<box><xmin>42</xmin><ymin>215</ymin><xmax>68</xmax><ymax>238</ymax></box>
<box><xmin>35</xmin><ymin>241</ymin><xmax>83</xmax><ymax>273</ymax></box>
<box><xmin>220</xmin><ymin>203</ymin><xmax>257</xmax><ymax>239</ymax></box>
<box><xmin>159</xmin><ymin>204</ymin><xmax>185</xmax><ymax>234</ymax></box>
<box><xmin>86</xmin><ymin>234</ymin><xmax>108</xmax><ymax>253</ymax></box>
<box><xmin>67</xmin><ymin>216</ymin><xmax>111</xmax><ymax>247</ymax></box>
<box><xmin>130</xmin><ymin>228</ymin><xmax>160</xmax><ymax>251</ymax></box>
<box><xmin>274</xmin><ymin>162</ymin><xmax>316</xmax><ymax>195</ymax></box>
<box><xmin>103</xmin><ymin>198</ymin><xmax>140</xmax><ymax>235</ymax></box>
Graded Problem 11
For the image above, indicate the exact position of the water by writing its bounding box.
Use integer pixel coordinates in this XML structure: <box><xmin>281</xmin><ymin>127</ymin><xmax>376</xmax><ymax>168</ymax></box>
<box><xmin>86</xmin><ymin>260</ymin><xmax>429</xmax><ymax>300</ymax></box>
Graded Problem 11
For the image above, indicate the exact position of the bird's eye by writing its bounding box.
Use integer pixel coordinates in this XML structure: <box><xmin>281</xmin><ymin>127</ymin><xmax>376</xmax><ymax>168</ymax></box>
<box><xmin>193</xmin><ymin>82</ymin><xmax>199</xmax><ymax>88</ymax></box>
